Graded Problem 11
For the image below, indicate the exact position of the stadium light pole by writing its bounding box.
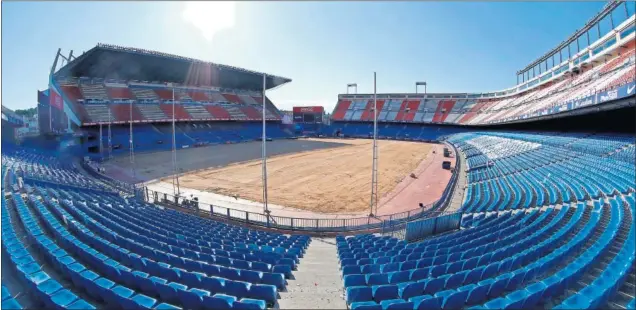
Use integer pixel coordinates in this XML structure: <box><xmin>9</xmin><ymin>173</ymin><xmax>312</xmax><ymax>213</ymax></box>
<box><xmin>369</xmin><ymin>72</ymin><xmax>378</xmax><ymax>217</ymax></box>
<box><xmin>262</xmin><ymin>74</ymin><xmax>270</xmax><ymax>217</ymax></box>
<box><xmin>129</xmin><ymin>99</ymin><xmax>136</xmax><ymax>181</ymax></box>
<box><xmin>108</xmin><ymin>107</ymin><xmax>112</xmax><ymax>160</ymax></box>
<box><xmin>99</xmin><ymin>123</ymin><xmax>103</xmax><ymax>161</ymax></box>
<box><xmin>49</xmin><ymin>100</ymin><xmax>52</xmax><ymax>133</ymax></box>
<box><xmin>347</xmin><ymin>83</ymin><xmax>358</xmax><ymax>94</ymax></box>
<box><xmin>416</xmin><ymin>82</ymin><xmax>427</xmax><ymax>94</ymax></box>
<box><xmin>170</xmin><ymin>83</ymin><xmax>181</xmax><ymax>198</ymax></box>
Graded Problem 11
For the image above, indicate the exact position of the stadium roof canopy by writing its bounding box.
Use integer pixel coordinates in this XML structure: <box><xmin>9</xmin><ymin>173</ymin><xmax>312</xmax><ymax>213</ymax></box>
<box><xmin>53</xmin><ymin>43</ymin><xmax>291</xmax><ymax>91</ymax></box>
<box><xmin>1</xmin><ymin>105</ymin><xmax>24</xmax><ymax>127</ymax></box>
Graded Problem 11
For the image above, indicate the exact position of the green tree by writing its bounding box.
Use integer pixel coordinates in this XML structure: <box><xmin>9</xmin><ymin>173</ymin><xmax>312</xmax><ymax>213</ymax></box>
<box><xmin>13</xmin><ymin>107</ymin><xmax>36</xmax><ymax>117</ymax></box>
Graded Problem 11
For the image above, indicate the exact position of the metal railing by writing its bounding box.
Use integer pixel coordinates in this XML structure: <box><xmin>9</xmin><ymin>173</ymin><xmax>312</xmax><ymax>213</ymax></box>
<box><xmin>380</xmin><ymin>141</ymin><xmax>463</xmax><ymax>239</ymax></box>
<box><xmin>80</xmin><ymin>160</ymin><xmax>139</xmax><ymax>195</ymax></box>
<box><xmin>144</xmin><ymin>188</ymin><xmax>443</xmax><ymax>233</ymax></box>
<box><xmin>403</xmin><ymin>211</ymin><xmax>463</xmax><ymax>242</ymax></box>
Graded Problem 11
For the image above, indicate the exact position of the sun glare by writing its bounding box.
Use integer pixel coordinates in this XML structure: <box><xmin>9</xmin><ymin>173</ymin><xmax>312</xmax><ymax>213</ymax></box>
<box><xmin>182</xmin><ymin>1</ymin><xmax>236</xmax><ymax>41</ymax></box>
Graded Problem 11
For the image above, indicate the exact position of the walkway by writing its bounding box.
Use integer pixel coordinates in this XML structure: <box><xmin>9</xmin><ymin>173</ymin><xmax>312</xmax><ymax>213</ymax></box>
<box><xmin>278</xmin><ymin>238</ymin><xmax>347</xmax><ymax>309</ymax></box>
<box><xmin>447</xmin><ymin>144</ymin><xmax>468</xmax><ymax>212</ymax></box>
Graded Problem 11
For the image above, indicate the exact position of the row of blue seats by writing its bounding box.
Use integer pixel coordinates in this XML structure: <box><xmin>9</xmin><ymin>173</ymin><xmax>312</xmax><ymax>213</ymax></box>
<box><xmin>340</xmin><ymin>210</ymin><xmax>549</xmax><ymax>282</ymax></box>
<box><xmin>342</xmin><ymin>208</ymin><xmax>563</xmax><ymax>284</ymax></box>
<box><xmin>338</xmin><ymin>211</ymin><xmax>526</xmax><ymax>263</ymax></box>
<box><xmin>65</xmin><ymin>187</ymin><xmax>309</xmax><ymax>254</ymax></box>
<box><xmin>5</xmin><ymin>194</ymin><xmax>97</xmax><ymax>309</ymax></box>
<box><xmin>48</xmin><ymin>188</ymin><xmax>288</xmax><ymax>294</ymax></box>
<box><xmin>114</xmin><ymin>196</ymin><xmax>306</xmax><ymax>255</ymax></box>
<box><xmin>345</xmin><ymin>202</ymin><xmax>598</xmax><ymax>309</ymax></box>
<box><xmin>2</xmin><ymin>147</ymin><xmax>108</xmax><ymax>186</ymax></box>
<box><xmin>16</xmin><ymin>192</ymin><xmax>187</xmax><ymax>309</ymax></box>
<box><xmin>474</xmin><ymin>196</ymin><xmax>633</xmax><ymax>309</ymax></box>
<box><xmin>49</xmin><ymin>187</ymin><xmax>297</xmax><ymax>280</ymax></box>
<box><xmin>457</xmin><ymin>136</ymin><xmax>634</xmax><ymax>213</ymax></box>
<box><xmin>2</xmin><ymin>285</ymin><xmax>22</xmax><ymax>310</ymax></box>
<box><xmin>87</xmin><ymin>123</ymin><xmax>293</xmax><ymax>156</ymax></box>
<box><xmin>31</xmin><ymin>188</ymin><xmax>275</xmax><ymax>309</ymax></box>
<box><xmin>555</xmin><ymin>195</ymin><xmax>635</xmax><ymax>309</ymax></box>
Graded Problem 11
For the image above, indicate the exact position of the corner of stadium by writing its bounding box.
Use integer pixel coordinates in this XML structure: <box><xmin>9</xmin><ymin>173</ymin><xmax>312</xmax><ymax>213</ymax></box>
<box><xmin>2</xmin><ymin>2</ymin><xmax>635</xmax><ymax>309</ymax></box>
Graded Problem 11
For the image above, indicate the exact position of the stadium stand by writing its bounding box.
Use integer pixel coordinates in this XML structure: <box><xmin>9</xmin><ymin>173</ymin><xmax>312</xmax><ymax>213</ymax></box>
<box><xmin>159</xmin><ymin>104</ymin><xmax>192</xmax><ymax>121</ymax></box>
<box><xmin>205</xmin><ymin>105</ymin><xmax>233</xmax><ymax>120</ymax></box>
<box><xmin>129</xmin><ymin>86</ymin><xmax>161</xmax><ymax>101</ymax></box>
<box><xmin>81</xmin><ymin>121</ymin><xmax>293</xmax><ymax>157</ymax></box>
<box><xmin>182</xmin><ymin>104</ymin><xmax>214</xmax><ymax>120</ymax></box>
<box><xmin>136</xmin><ymin>103</ymin><xmax>169</xmax><ymax>121</ymax></box>
<box><xmin>55</xmin><ymin>76</ymin><xmax>284</xmax><ymax>133</ymax></box>
<box><xmin>187</xmin><ymin>91</ymin><xmax>210</xmax><ymax>102</ymax></box>
<box><xmin>334</xmin><ymin>129</ymin><xmax>635</xmax><ymax>310</ymax></box>
<box><xmin>331</xmin><ymin>42</ymin><xmax>635</xmax><ymax>126</ymax></box>
<box><xmin>222</xmin><ymin>93</ymin><xmax>242</xmax><ymax>104</ymax></box>
<box><xmin>2</xmin><ymin>142</ymin><xmax>311</xmax><ymax>309</ymax></box>
<box><xmin>110</xmin><ymin>104</ymin><xmax>144</xmax><ymax>122</ymax></box>
<box><xmin>80</xmin><ymin>84</ymin><xmax>110</xmax><ymax>101</ymax></box>
<box><xmin>106</xmin><ymin>85</ymin><xmax>134</xmax><ymax>100</ymax></box>
<box><xmin>83</xmin><ymin>103</ymin><xmax>113</xmax><ymax>124</ymax></box>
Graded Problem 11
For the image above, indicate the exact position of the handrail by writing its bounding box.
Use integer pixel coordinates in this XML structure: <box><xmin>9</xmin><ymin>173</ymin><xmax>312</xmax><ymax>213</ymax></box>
<box><xmin>80</xmin><ymin>160</ymin><xmax>138</xmax><ymax>195</ymax></box>
<box><xmin>144</xmin><ymin>187</ymin><xmax>440</xmax><ymax>233</ymax></box>
<box><xmin>380</xmin><ymin>140</ymin><xmax>463</xmax><ymax>238</ymax></box>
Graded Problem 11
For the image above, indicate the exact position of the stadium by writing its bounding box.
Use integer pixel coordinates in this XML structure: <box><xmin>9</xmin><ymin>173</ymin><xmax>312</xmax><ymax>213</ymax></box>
<box><xmin>1</xmin><ymin>1</ymin><xmax>635</xmax><ymax>310</ymax></box>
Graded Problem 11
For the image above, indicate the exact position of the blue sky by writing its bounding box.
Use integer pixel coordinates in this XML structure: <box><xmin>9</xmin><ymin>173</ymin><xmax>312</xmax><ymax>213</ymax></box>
<box><xmin>2</xmin><ymin>1</ymin><xmax>608</xmax><ymax>112</ymax></box>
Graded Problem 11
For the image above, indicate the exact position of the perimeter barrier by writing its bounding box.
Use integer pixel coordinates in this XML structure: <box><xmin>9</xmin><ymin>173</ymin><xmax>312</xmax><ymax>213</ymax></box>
<box><xmin>144</xmin><ymin>188</ymin><xmax>441</xmax><ymax>233</ymax></box>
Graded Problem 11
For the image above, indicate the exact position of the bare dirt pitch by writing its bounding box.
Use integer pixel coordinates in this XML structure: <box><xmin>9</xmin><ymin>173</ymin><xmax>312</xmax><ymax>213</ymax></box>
<box><xmin>169</xmin><ymin>139</ymin><xmax>432</xmax><ymax>214</ymax></box>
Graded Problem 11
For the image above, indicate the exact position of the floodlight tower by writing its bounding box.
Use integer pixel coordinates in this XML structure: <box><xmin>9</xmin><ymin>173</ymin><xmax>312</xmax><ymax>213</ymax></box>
<box><xmin>262</xmin><ymin>74</ymin><xmax>270</xmax><ymax>217</ymax></box>
<box><xmin>347</xmin><ymin>83</ymin><xmax>358</xmax><ymax>94</ymax></box>
<box><xmin>129</xmin><ymin>99</ymin><xmax>136</xmax><ymax>181</ymax></box>
<box><xmin>108</xmin><ymin>108</ymin><xmax>112</xmax><ymax>160</ymax></box>
<box><xmin>169</xmin><ymin>83</ymin><xmax>181</xmax><ymax>197</ymax></box>
<box><xmin>369</xmin><ymin>72</ymin><xmax>379</xmax><ymax>217</ymax></box>
<box><xmin>416</xmin><ymin>81</ymin><xmax>427</xmax><ymax>94</ymax></box>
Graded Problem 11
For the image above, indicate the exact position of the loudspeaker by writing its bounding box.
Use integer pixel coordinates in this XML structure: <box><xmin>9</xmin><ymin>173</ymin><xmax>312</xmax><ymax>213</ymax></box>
<box><xmin>442</xmin><ymin>161</ymin><xmax>451</xmax><ymax>170</ymax></box>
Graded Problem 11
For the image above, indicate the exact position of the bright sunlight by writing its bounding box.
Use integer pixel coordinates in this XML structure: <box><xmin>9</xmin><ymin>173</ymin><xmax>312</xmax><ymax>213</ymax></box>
<box><xmin>182</xmin><ymin>1</ymin><xmax>236</xmax><ymax>41</ymax></box>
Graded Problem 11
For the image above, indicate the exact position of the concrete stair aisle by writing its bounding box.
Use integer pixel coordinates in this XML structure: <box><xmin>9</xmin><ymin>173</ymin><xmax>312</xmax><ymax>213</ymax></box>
<box><xmin>278</xmin><ymin>237</ymin><xmax>347</xmax><ymax>309</ymax></box>
<box><xmin>448</xmin><ymin>147</ymin><xmax>468</xmax><ymax>212</ymax></box>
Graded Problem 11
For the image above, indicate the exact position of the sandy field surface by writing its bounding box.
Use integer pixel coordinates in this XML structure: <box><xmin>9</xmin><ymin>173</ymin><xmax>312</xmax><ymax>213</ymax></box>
<box><xmin>167</xmin><ymin>139</ymin><xmax>432</xmax><ymax>213</ymax></box>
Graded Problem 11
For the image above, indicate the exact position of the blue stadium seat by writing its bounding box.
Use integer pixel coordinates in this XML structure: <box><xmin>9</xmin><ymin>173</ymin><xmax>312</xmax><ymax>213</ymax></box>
<box><xmin>67</xmin><ymin>299</ymin><xmax>96</xmax><ymax>310</ymax></box>
<box><xmin>1</xmin><ymin>298</ymin><xmax>22</xmax><ymax>310</ymax></box>
<box><xmin>347</xmin><ymin>286</ymin><xmax>373</xmax><ymax>305</ymax></box>
<box><xmin>154</xmin><ymin>302</ymin><xmax>182</xmax><ymax>309</ymax></box>
<box><xmin>380</xmin><ymin>299</ymin><xmax>414</xmax><ymax>310</ymax></box>
<box><xmin>350</xmin><ymin>301</ymin><xmax>382</xmax><ymax>310</ymax></box>
<box><xmin>372</xmin><ymin>284</ymin><xmax>399</xmax><ymax>303</ymax></box>
<box><xmin>409</xmin><ymin>294</ymin><xmax>441</xmax><ymax>310</ymax></box>
<box><xmin>177</xmin><ymin>288</ymin><xmax>210</xmax><ymax>310</ymax></box>
<box><xmin>156</xmin><ymin>282</ymin><xmax>187</xmax><ymax>304</ymax></box>
<box><xmin>246</xmin><ymin>284</ymin><xmax>276</xmax><ymax>305</ymax></box>
<box><xmin>367</xmin><ymin>273</ymin><xmax>390</xmax><ymax>286</ymax></box>
<box><xmin>233</xmin><ymin>298</ymin><xmax>266</xmax><ymax>310</ymax></box>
